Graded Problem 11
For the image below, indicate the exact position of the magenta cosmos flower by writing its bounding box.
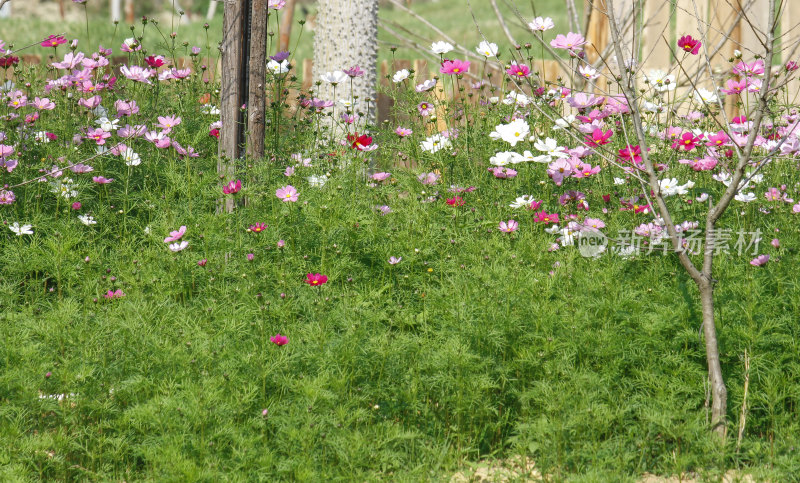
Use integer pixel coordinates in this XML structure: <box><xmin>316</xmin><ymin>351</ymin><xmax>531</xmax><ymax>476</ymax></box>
<box><xmin>506</xmin><ymin>63</ymin><xmax>531</xmax><ymax>78</ymax></box>
<box><xmin>249</xmin><ymin>222</ymin><xmax>267</xmax><ymax>233</ymax></box>
<box><xmin>276</xmin><ymin>185</ymin><xmax>299</xmax><ymax>202</ymax></box>
<box><xmin>498</xmin><ymin>219</ymin><xmax>519</xmax><ymax>233</ymax></box>
<box><xmin>750</xmin><ymin>254</ymin><xmax>769</xmax><ymax>266</ymax></box>
<box><xmin>41</xmin><ymin>35</ymin><xmax>67</xmax><ymax>48</ymax></box>
<box><xmin>223</xmin><ymin>179</ymin><xmax>242</xmax><ymax>194</ymax></box>
<box><xmin>305</xmin><ymin>273</ymin><xmax>328</xmax><ymax>286</ymax></box>
<box><xmin>270</xmin><ymin>333</ymin><xmax>289</xmax><ymax>345</ymax></box>
<box><xmin>678</xmin><ymin>35</ymin><xmax>701</xmax><ymax>55</ymax></box>
<box><xmin>440</xmin><ymin>59</ymin><xmax>470</xmax><ymax>75</ymax></box>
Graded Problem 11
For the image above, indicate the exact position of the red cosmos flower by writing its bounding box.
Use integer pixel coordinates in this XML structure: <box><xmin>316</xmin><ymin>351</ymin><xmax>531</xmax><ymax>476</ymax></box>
<box><xmin>209</xmin><ymin>128</ymin><xmax>220</xmax><ymax>138</ymax></box>
<box><xmin>347</xmin><ymin>133</ymin><xmax>373</xmax><ymax>151</ymax></box>
<box><xmin>41</xmin><ymin>35</ymin><xmax>67</xmax><ymax>48</ymax></box>
<box><xmin>446</xmin><ymin>196</ymin><xmax>465</xmax><ymax>207</ymax></box>
<box><xmin>532</xmin><ymin>210</ymin><xmax>559</xmax><ymax>224</ymax></box>
<box><xmin>0</xmin><ymin>56</ymin><xmax>20</xmax><ymax>68</ymax></box>
<box><xmin>305</xmin><ymin>273</ymin><xmax>328</xmax><ymax>286</ymax></box>
<box><xmin>671</xmin><ymin>131</ymin><xmax>703</xmax><ymax>151</ymax></box>
<box><xmin>618</xmin><ymin>145</ymin><xmax>643</xmax><ymax>163</ymax></box>
<box><xmin>586</xmin><ymin>128</ymin><xmax>613</xmax><ymax>147</ymax></box>
<box><xmin>678</xmin><ymin>35</ymin><xmax>701</xmax><ymax>55</ymax></box>
<box><xmin>145</xmin><ymin>55</ymin><xmax>166</xmax><ymax>68</ymax></box>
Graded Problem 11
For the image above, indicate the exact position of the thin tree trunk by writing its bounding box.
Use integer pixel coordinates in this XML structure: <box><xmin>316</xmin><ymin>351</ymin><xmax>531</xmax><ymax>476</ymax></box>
<box><xmin>278</xmin><ymin>0</ymin><xmax>296</xmax><ymax>52</ymax></box>
<box><xmin>111</xmin><ymin>0</ymin><xmax>121</xmax><ymax>22</ymax></box>
<box><xmin>206</xmin><ymin>0</ymin><xmax>218</xmax><ymax>21</ymax></box>
<box><xmin>313</xmin><ymin>0</ymin><xmax>379</xmax><ymax>127</ymax></box>
<box><xmin>699</xmin><ymin>277</ymin><xmax>727</xmax><ymax>439</ymax></box>
<box><xmin>246</xmin><ymin>0</ymin><xmax>268</xmax><ymax>161</ymax></box>
<box><xmin>218</xmin><ymin>0</ymin><xmax>248</xmax><ymax>213</ymax></box>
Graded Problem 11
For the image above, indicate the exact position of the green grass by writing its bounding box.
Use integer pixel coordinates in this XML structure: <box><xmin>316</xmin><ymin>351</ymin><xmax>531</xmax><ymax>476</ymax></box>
<box><xmin>1</xmin><ymin>8</ymin><xmax>800</xmax><ymax>482</ymax></box>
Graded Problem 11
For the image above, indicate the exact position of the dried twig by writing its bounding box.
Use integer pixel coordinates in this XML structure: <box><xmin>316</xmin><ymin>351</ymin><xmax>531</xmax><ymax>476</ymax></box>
<box><xmin>737</xmin><ymin>349</ymin><xmax>751</xmax><ymax>452</ymax></box>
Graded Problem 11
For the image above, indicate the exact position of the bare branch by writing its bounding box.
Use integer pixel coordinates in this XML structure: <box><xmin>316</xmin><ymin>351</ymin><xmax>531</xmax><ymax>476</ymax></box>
<box><xmin>489</xmin><ymin>0</ymin><xmax>518</xmax><ymax>46</ymax></box>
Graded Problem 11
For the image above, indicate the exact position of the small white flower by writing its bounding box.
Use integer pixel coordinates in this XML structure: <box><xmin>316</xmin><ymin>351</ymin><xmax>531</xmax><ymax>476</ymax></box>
<box><xmin>144</xmin><ymin>226</ymin><xmax>151</xmax><ymax>234</ymax></box>
<box><xmin>78</xmin><ymin>214</ymin><xmax>97</xmax><ymax>226</ymax></box>
<box><xmin>645</xmin><ymin>70</ymin><xmax>676</xmax><ymax>92</ymax></box>
<box><xmin>491</xmin><ymin>119</ymin><xmax>530</xmax><ymax>147</ymax></box>
<box><xmin>544</xmin><ymin>224</ymin><xmax>561</xmax><ymax>234</ymax></box>
<box><xmin>420</xmin><ymin>133</ymin><xmax>450</xmax><ymax>153</ymax></box>
<box><xmin>169</xmin><ymin>241</ymin><xmax>189</xmax><ymax>252</ymax></box>
<box><xmin>392</xmin><ymin>69</ymin><xmax>410</xmax><ymax>83</ymax></box>
<box><xmin>509</xmin><ymin>195</ymin><xmax>535</xmax><ymax>209</ymax></box>
<box><xmin>415</xmin><ymin>79</ymin><xmax>437</xmax><ymax>92</ymax></box>
<box><xmin>490</xmin><ymin>151</ymin><xmax>524</xmax><ymax>166</ymax></box>
<box><xmin>122</xmin><ymin>148</ymin><xmax>141</xmax><ymax>166</ymax></box>
<box><xmin>532</xmin><ymin>137</ymin><xmax>569</xmax><ymax>163</ymax></box>
<box><xmin>694</xmin><ymin>88</ymin><xmax>719</xmax><ymax>104</ymax></box>
<box><xmin>553</xmin><ymin>115</ymin><xmax>576</xmax><ymax>130</ymax></box>
<box><xmin>9</xmin><ymin>222</ymin><xmax>33</xmax><ymax>236</ymax></box>
<box><xmin>95</xmin><ymin>116</ymin><xmax>119</xmax><ymax>132</ymax></box>
<box><xmin>528</xmin><ymin>17</ymin><xmax>554</xmax><ymax>31</ymax></box>
<box><xmin>320</xmin><ymin>70</ymin><xmax>348</xmax><ymax>85</ymax></box>
<box><xmin>476</xmin><ymin>40</ymin><xmax>499</xmax><ymax>57</ymax></box>
<box><xmin>430</xmin><ymin>41</ymin><xmax>454</xmax><ymax>55</ymax></box>
<box><xmin>307</xmin><ymin>174</ymin><xmax>328</xmax><ymax>187</ymax></box>
<box><xmin>267</xmin><ymin>59</ymin><xmax>290</xmax><ymax>75</ymax></box>
<box><xmin>614</xmin><ymin>177</ymin><xmax>627</xmax><ymax>185</ymax></box>
<box><xmin>735</xmin><ymin>192</ymin><xmax>756</xmax><ymax>202</ymax></box>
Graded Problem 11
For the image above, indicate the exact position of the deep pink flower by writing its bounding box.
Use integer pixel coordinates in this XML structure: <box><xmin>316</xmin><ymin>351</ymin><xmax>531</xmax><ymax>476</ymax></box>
<box><xmin>671</xmin><ymin>131</ymin><xmax>703</xmax><ymax>151</ymax></box>
<box><xmin>104</xmin><ymin>289</ymin><xmax>125</xmax><ymax>299</ymax></box>
<box><xmin>446</xmin><ymin>196</ymin><xmax>465</xmax><ymax>207</ymax></box>
<box><xmin>440</xmin><ymin>59</ymin><xmax>470</xmax><ymax>75</ymax></box>
<box><xmin>305</xmin><ymin>273</ymin><xmax>328</xmax><ymax>286</ymax></box>
<box><xmin>197</xmin><ymin>259</ymin><xmax>207</xmax><ymax>267</ymax></box>
<box><xmin>223</xmin><ymin>179</ymin><xmax>242</xmax><ymax>194</ymax></box>
<box><xmin>276</xmin><ymin>185</ymin><xmax>298</xmax><ymax>202</ymax></box>
<box><xmin>86</xmin><ymin>128</ymin><xmax>111</xmax><ymax>145</ymax></box>
<box><xmin>41</xmin><ymin>35</ymin><xmax>68</xmax><ymax>48</ymax></box>
<box><xmin>250</xmin><ymin>222</ymin><xmax>268</xmax><ymax>233</ymax></box>
<box><xmin>270</xmin><ymin>333</ymin><xmax>289</xmax><ymax>345</ymax></box>
<box><xmin>586</xmin><ymin>128</ymin><xmax>613</xmax><ymax>147</ymax></box>
<box><xmin>506</xmin><ymin>63</ymin><xmax>530</xmax><ymax>78</ymax></box>
<box><xmin>533</xmin><ymin>211</ymin><xmax>559</xmax><ymax>224</ymax></box>
<box><xmin>618</xmin><ymin>145</ymin><xmax>643</xmax><ymax>163</ymax></box>
<box><xmin>678</xmin><ymin>35</ymin><xmax>701</xmax><ymax>55</ymax></box>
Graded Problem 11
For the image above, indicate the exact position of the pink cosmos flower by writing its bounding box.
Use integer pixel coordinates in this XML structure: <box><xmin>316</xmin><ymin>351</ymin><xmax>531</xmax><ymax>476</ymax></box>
<box><xmin>198</xmin><ymin>259</ymin><xmax>207</xmax><ymax>267</ymax></box>
<box><xmin>488</xmin><ymin>166</ymin><xmax>517</xmax><ymax>179</ymax></box>
<box><xmin>771</xmin><ymin>239</ymin><xmax>780</xmax><ymax>248</ymax></box>
<box><xmin>417</xmin><ymin>172</ymin><xmax>440</xmax><ymax>185</ymax></box>
<box><xmin>0</xmin><ymin>189</ymin><xmax>15</xmax><ymax>205</ymax></box>
<box><xmin>270</xmin><ymin>333</ymin><xmax>289</xmax><ymax>345</ymax></box>
<box><xmin>78</xmin><ymin>96</ymin><xmax>102</xmax><ymax>110</ymax></box>
<box><xmin>164</xmin><ymin>225</ymin><xmax>187</xmax><ymax>243</ymax></box>
<box><xmin>41</xmin><ymin>35</ymin><xmax>67</xmax><ymax>48</ymax></box>
<box><xmin>51</xmin><ymin>51</ymin><xmax>84</xmax><ymax>69</ymax></box>
<box><xmin>567</xmin><ymin>92</ymin><xmax>605</xmax><ymax>109</ymax></box>
<box><xmin>223</xmin><ymin>179</ymin><xmax>242</xmax><ymax>194</ymax></box>
<box><xmin>720</xmin><ymin>78</ymin><xmax>747</xmax><ymax>95</ymax></box>
<box><xmin>86</xmin><ymin>128</ymin><xmax>111</xmax><ymax>145</ymax></box>
<box><xmin>793</xmin><ymin>203</ymin><xmax>800</xmax><ymax>213</ymax></box>
<box><xmin>276</xmin><ymin>185</ymin><xmax>299</xmax><ymax>202</ymax></box>
<box><xmin>678</xmin><ymin>35</ymin><xmax>701</xmax><ymax>55</ymax></box>
<box><xmin>120</xmin><ymin>65</ymin><xmax>153</xmax><ymax>84</ymax></box>
<box><xmin>246</xmin><ymin>253</ymin><xmax>255</xmax><ymax>261</ymax></box>
<box><xmin>573</xmin><ymin>162</ymin><xmax>601</xmax><ymax>178</ymax></box>
<box><xmin>550</xmin><ymin>32</ymin><xmax>587</xmax><ymax>52</ymax></box>
<box><xmin>104</xmin><ymin>289</ymin><xmax>125</xmax><ymax>299</ymax></box>
<box><xmin>305</xmin><ymin>273</ymin><xmax>328</xmax><ymax>286</ymax></box>
<box><xmin>417</xmin><ymin>101</ymin><xmax>434</xmax><ymax>116</ymax></box>
<box><xmin>498</xmin><ymin>219</ymin><xmax>519</xmax><ymax>233</ymax></box>
<box><xmin>733</xmin><ymin>60</ymin><xmax>764</xmax><ymax>77</ymax></box>
<box><xmin>388</xmin><ymin>256</ymin><xmax>402</xmax><ymax>265</ymax></box>
<box><xmin>750</xmin><ymin>254</ymin><xmax>769</xmax><ymax>266</ymax></box>
<box><xmin>705</xmin><ymin>131</ymin><xmax>729</xmax><ymax>147</ymax></box>
<box><xmin>157</xmin><ymin>115</ymin><xmax>182</xmax><ymax>133</ymax></box>
<box><xmin>268</xmin><ymin>0</ymin><xmax>286</xmax><ymax>9</ymax></box>
<box><xmin>372</xmin><ymin>172</ymin><xmax>391</xmax><ymax>182</ymax></box>
<box><xmin>395</xmin><ymin>127</ymin><xmax>412</xmax><ymax>137</ymax></box>
<box><xmin>586</xmin><ymin>128</ymin><xmax>613</xmax><ymax>147</ymax></box>
<box><xmin>547</xmin><ymin>158</ymin><xmax>574</xmax><ymax>186</ymax></box>
<box><xmin>764</xmin><ymin>187</ymin><xmax>781</xmax><ymax>201</ymax></box>
<box><xmin>618</xmin><ymin>145</ymin><xmax>643</xmax><ymax>163</ymax></box>
<box><xmin>440</xmin><ymin>59</ymin><xmax>470</xmax><ymax>75</ymax></box>
<box><xmin>506</xmin><ymin>63</ymin><xmax>530</xmax><ymax>78</ymax></box>
<box><xmin>250</xmin><ymin>222</ymin><xmax>268</xmax><ymax>233</ymax></box>
<box><xmin>446</xmin><ymin>196</ymin><xmax>465</xmax><ymax>207</ymax></box>
<box><xmin>92</xmin><ymin>176</ymin><xmax>114</xmax><ymax>184</ymax></box>
<box><xmin>343</xmin><ymin>65</ymin><xmax>364</xmax><ymax>77</ymax></box>
<box><xmin>33</xmin><ymin>97</ymin><xmax>55</xmax><ymax>110</ymax></box>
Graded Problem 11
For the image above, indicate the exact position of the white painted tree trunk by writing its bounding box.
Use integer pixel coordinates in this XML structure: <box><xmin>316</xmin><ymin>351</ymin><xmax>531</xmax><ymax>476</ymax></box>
<box><xmin>206</xmin><ymin>0</ymin><xmax>218</xmax><ymax>21</ymax></box>
<box><xmin>111</xmin><ymin>0</ymin><xmax>121</xmax><ymax>22</ymax></box>
<box><xmin>313</xmin><ymin>0</ymin><xmax>379</xmax><ymax>126</ymax></box>
<box><xmin>0</xmin><ymin>1</ymin><xmax>11</xmax><ymax>18</ymax></box>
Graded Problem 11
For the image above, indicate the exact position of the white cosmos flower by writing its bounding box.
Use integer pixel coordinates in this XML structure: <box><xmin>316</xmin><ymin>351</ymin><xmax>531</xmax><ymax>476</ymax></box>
<box><xmin>645</xmin><ymin>70</ymin><xmax>676</xmax><ymax>92</ymax></box>
<box><xmin>307</xmin><ymin>174</ymin><xmax>328</xmax><ymax>187</ymax></box>
<box><xmin>415</xmin><ymin>79</ymin><xmax>437</xmax><ymax>92</ymax></box>
<box><xmin>431</xmin><ymin>41</ymin><xmax>454</xmax><ymax>55</ymax></box>
<box><xmin>320</xmin><ymin>71</ymin><xmax>347</xmax><ymax>85</ymax></box>
<box><xmin>614</xmin><ymin>177</ymin><xmax>627</xmax><ymax>185</ymax></box>
<box><xmin>9</xmin><ymin>222</ymin><xmax>33</xmax><ymax>236</ymax></box>
<box><xmin>420</xmin><ymin>133</ymin><xmax>450</xmax><ymax>153</ymax></box>
<box><xmin>268</xmin><ymin>59</ymin><xmax>290</xmax><ymax>74</ymax></box>
<box><xmin>78</xmin><ymin>214</ymin><xmax>97</xmax><ymax>226</ymax></box>
<box><xmin>502</xmin><ymin>91</ymin><xmax>530</xmax><ymax>107</ymax></box>
<box><xmin>509</xmin><ymin>195</ymin><xmax>535</xmax><ymax>209</ymax></box>
<box><xmin>169</xmin><ymin>241</ymin><xmax>189</xmax><ymax>252</ymax></box>
<box><xmin>659</xmin><ymin>178</ymin><xmax>695</xmax><ymax>196</ymax></box>
<box><xmin>491</xmin><ymin>119</ymin><xmax>530</xmax><ymax>147</ymax></box>
<box><xmin>553</xmin><ymin>115</ymin><xmax>576</xmax><ymax>130</ymax></box>
<box><xmin>735</xmin><ymin>192</ymin><xmax>756</xmax><ymax>202</ymax></box>
<box><xmin>528</xmin><ymin>17</ymin><xmax>555</xmax><ymax>31</ymax></box>
<box><xmin>532</xmin><ymin>137</ymin><xmax>569</xmax><ymax>163</ymax></box>
<box><xmin>490</xmin><ymin>151</ymin><xmax>524</xmax><ymax>166</ymax></box>
<box><xmin>95</xmin><ymin>117</ymin><xmax>119</xmax><ymax>132</ymax></box>
<box><xmin>694</xmin><ymin>88</ymin><xmax>719</xmax><ymax>104</ymax></box>
<box><xmin>578</xmin><ymin>65</ymin><xmax>599</xmax><ymax>80</ymax></box>
<box><xmin>392</xmin><ymin>69</ymin><xmax>410</xmax><ymax>83</ymax></box>
<box><xmin>122</xmin><ymin>148</ymin><xmax>141</xmax><ymax>166</ymax></box>
<box><xmin>476</xmin><ymin>40</ymin><xmax>499</xmax><ymax>57</ymax></box>
<box><xmin>544</xmin><ymin>224</ymin><xmax>561</xmax><ymax>234</ymax></box>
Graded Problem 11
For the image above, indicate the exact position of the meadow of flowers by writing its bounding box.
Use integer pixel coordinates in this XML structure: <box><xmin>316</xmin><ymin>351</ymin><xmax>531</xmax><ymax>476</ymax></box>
<box><xmin>1</xmin><ymin>10</ymin><xmax>800</xmax><ymax>481</ymax></box>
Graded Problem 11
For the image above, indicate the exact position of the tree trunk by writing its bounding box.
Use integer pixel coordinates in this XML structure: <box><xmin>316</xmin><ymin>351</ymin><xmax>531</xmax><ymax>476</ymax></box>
<box><xmin>313</xmin><ymin>0</ymin><xmax>379</xmax><ymax>127</ymax></box>
<box><xmin>206</xmin><ymin>0</ymin><xmax>217</xmax><ymax>21</ymax></box>
<box><xmin>246</xmin><ymin>0</ymin><xmax>268</xmax><ymax>161</ymax></box>
<box><xmin>699</xmin><ymin>278</ymin><xmax>728</xmax><ymax>440</ymax></box>
<box><xmin>218</xmin><ymin>0</ymin><xmax>248</xmax><ymax>213</ymax></box>
<box><xmin>278</xmin><ymin>0</ymin><xmax>297</xmax><ymax>53</ymax></box>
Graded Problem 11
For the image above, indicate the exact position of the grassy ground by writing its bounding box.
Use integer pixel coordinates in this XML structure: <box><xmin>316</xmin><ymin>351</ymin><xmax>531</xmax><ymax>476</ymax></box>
<box><xmin>1</xmin><ymin>4</ymin><xmax>799</xmax><ymax>481</ymax></box>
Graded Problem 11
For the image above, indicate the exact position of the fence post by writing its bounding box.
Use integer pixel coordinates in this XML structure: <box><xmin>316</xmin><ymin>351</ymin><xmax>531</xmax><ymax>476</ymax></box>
<box><xmin>246</xmin><ymin>0</ymin><xmax>268</xmax><ymax>162</ymax></box>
